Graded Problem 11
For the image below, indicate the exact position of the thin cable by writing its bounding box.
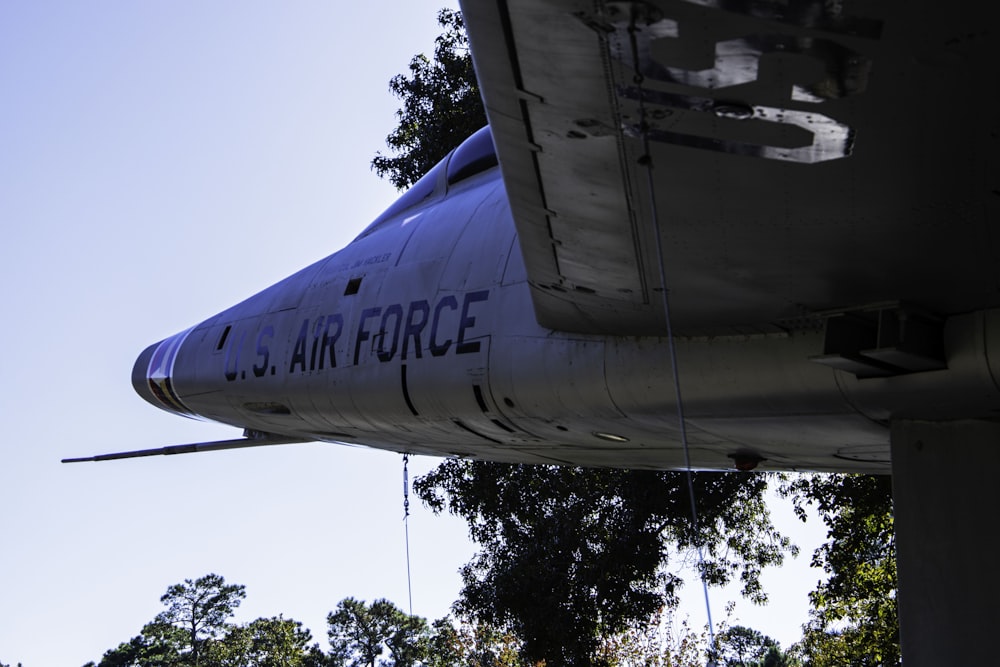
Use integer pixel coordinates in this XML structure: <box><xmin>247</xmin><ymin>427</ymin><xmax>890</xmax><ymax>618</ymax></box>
<box><xmin>402</xmin><ymin>453</ymin><xmax>413</xmax><ymax>616</ymax></box>
<box><xmin>644</xmin><ymin>154</ymin><xmax>716</xmax><ymax>646</ymax></box>
<box><xmin>626</xmin><ymin>15</ymin><xmax>716</xmax><ymax>651</ymax></box>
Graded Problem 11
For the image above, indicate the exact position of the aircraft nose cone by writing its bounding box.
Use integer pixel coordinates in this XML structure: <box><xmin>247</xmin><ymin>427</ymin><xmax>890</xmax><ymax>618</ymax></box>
<box><xmin>131</xmin><ymin>342</ymin><xmax>158</xmax><ymax>406</ymax></box>
<box><xmin>131</xmin><ymin>328</ymin><xmax>197</xmax><ymax>418</ymax></box>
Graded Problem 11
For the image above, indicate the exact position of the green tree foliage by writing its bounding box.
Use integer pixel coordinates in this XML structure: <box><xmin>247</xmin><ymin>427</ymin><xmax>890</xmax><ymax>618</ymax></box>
<box><xmin>90</xmin><ymin>577</ymin><xmax>539</xmax><ymax>667</ymax></box>
<box><xmin>96</xmin><ymin>615</ymin><xmax>324</xmax><ymax>667</ymax></box>
<box><xmin>710</xmin><ymin>625</ymin><xmax>782</xmax><ymax>666</ymax></box>
<box><xmin>595</xmin><ymin>609</ymin><xmax>713</xmax><ymax>667</ymax></box>
<box><xmin>371</xmin><ymin>8</ymin><xmax>487</xmax><ymax>190</ymax></box>
<box><xmin>415</xmin><ymin>462</ymin><xmax>793</xmax><ymax>666</ymax></box>
<box><xmin>97</xmin><ymin>621</ymin><xmax>191</xmax><ymax>666</ymax></box>
<box><xmin>90</xmin><ymin>575</ymin><xmax>787</xmax><ymax>667</ymax></box>
<box><xmin>91</xmin><ymin>575</ymin><xmax>327</xmax><ymax>667</ymax></box>
<box><xmin>780</xmin><ymin>474</ymin><xmax>898</xmax><ymax>666</ymax></box>
<box><xmin>326</xmin><ymin>598</ymin><xmax>428</xmax><ymax>667</ymax></box>
<box><xmin>155</xmin><ymin>573</ymin><xmax>247</xmax><ymax>666</ymax></box>
<box><xmin>759</xmin><ymin>646</ymin><xmax>801</xmax><ymax>667</ymax></box>
<box><xmin>327</xmin><ymin>598</ymin><xmax>533</xmax><ymax>667</ymax></box>
<box><xmin>203</xmin><ymin>616</ymin><xmax>319</xmax><ymax>667</ymax></box>
<box><xmin>424</xmin><ymin>617</ymin><xmax>529</xmax><ymax>667</ymax></box>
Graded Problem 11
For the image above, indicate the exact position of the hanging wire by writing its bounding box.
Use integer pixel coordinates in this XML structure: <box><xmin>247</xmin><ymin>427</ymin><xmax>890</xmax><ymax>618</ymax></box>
<box><xmin>402</xmin><ymin>453</ymin><xmax>413</xmax><ymax>616</ymax></box>
<box><xmin>625</xmin><ymin>13</ymin><xmax>717</xmax><ymax>656</ymax></box>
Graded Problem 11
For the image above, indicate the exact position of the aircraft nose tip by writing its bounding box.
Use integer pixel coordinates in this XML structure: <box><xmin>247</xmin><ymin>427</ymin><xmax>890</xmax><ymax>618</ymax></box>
<box><xmin>131</xmin><ymin>342</ymin><xmax>158</xmax><ymax>405</ymax></box>
<box><xmin>131</xmin><ymin>328</ymin><xmax>197</xmax><ymax>418</ymax></box>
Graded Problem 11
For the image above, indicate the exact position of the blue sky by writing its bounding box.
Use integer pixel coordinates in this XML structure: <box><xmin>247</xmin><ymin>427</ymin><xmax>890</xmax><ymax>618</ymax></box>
<box><xmin>0</xmin><ymin>3</ymin><xmax>826</xmax><ymax>664</ymax></box>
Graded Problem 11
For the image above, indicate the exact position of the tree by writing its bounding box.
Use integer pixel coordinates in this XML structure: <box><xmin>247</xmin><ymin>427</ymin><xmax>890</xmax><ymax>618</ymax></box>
<box><xmin>415</xmin><ymin>462</ymin><xmax>793</xmax><ymax>666</ymax></box>
<box><xmin>327</xmin><ymin>599</ymin><xmax>539</xmax><ymax>667</ymax></box>
<box><xmin>424</xmin><ymin>617</ymin><xmax>529</xmax><ymax>667</ymax></box>
<box><xmin>204</xmin><ymin>616</ymin><xmax>319</xmax><ymax>667</ymax></box>
<box><xmin>91</xmin><ymin>576</ymin><xmax>326</xmax><ymax>667</ymax></box>
<box><xmin>711</xmin><ymin>625</ymin><xmax>779</xmax><ymax>666</ymax></box>
<box><xmin>326</xmin><ymin>598</ymin><xmax>428</xmax><ymax>667</ymax></box>
<box><xmin>154</xmin><ymin>573</ymin><xmax>247</xmax><ymax>666</ymax></box>
<box><xmin>780</xmin><ymin>474</ymin><xmax>898</xmax><ymax>666</ymax></box>
<box><xmin>371</xmin><ymin>8</ymin><xmax>487</xmax><ymax>190</ymax></box>
<box><xmin>96</xmin><ymin>620</ymin><xmax>188</xmax><ymax>667</ymax></box>
<box><xmin>594</xmin><ymin>609</ymin><xmax>713</xmax><ymax>667</ymax></box>
<box><xmin>759</xmin><ymin>645</ymin><xmax>801</xmax><ymax>667</ymax></box>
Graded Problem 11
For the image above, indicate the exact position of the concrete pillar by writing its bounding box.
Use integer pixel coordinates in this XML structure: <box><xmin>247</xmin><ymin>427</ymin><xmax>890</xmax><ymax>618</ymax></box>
<box><xmin>891</xmin><ymin>419</ymin><xmax>1000</xmax><ymax>665</ymax></box>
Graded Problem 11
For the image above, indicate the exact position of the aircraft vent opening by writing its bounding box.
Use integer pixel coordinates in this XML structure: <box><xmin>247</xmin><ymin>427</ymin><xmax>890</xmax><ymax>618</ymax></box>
<box><xmin>344</xmin><ymin>277</ymin><xmax>362</xmax><ymax>296</ymax></box>
<box><xmin>810</xmin><ymin>304</ymin><xmax>946</xmax><ymax>378</ymax></box>
<box><xmin>216</xmin><ymin>325</ymin><xmax>231</xmax><ymax>351</ymax></box>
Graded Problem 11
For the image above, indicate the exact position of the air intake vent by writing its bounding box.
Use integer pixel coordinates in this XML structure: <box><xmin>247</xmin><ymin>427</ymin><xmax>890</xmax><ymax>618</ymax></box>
<box><xmin>811</xmin><ymin>305</ymin><xmax>946</xmax><ymax>378</ymax></box>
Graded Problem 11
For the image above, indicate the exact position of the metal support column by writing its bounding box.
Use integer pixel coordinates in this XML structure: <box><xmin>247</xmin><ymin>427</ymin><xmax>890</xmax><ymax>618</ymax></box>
<box><xmin>891</xmin><ymin>419</ymin><xmax>1000</xmax><ymax>664</ymax></box>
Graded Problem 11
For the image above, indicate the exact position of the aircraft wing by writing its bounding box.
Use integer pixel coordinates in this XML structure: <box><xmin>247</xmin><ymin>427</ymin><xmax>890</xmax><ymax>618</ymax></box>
<box><xmin>460</xmin><ymin>0</ymin><xmax>999</xmax><ymax>336</ymax></box>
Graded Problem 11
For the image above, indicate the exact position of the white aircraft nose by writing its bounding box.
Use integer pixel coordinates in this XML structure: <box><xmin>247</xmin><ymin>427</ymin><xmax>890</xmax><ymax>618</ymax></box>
<box><xmin>131</xmin><ymin>328</ymin><xmax>196</xmax><ymax>418</ymax></box>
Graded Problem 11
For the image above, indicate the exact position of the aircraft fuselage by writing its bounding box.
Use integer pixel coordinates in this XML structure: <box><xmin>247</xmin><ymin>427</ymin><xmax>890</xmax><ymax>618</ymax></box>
<box><xmin>132</xmin><ymin>131</ymin><xmax>1000</xmax><ymax>473</ymax></box>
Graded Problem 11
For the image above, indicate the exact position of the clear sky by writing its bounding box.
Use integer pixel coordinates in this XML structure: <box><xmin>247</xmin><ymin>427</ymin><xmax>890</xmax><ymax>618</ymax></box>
<box><xmin>0</xmin><ymin>2</ymin><xmax>826</xmax><ymax>664</ymax></box>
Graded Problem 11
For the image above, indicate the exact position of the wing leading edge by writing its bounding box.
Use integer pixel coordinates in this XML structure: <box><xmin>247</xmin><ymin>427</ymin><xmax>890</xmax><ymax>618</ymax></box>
<box><xmin>461</xmin><ymin>0</ymin><xmax>1000</xmax><ymax>335</ymax></box>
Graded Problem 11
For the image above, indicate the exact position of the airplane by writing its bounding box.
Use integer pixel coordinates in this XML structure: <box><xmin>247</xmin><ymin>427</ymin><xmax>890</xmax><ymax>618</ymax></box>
<box><xmin>63</xmin><ymin>116</ymin><xmax>914</xmax><ymax>472</ymax></box>
<box><xmin>66</xmin><ymin>0</ymin><xmax>997</xmax><ymax>474</ymax></box>
<box><xmin>65</xmin><ymin>1</ymin><xmax>998</xmax><ymax>660</ymax></box>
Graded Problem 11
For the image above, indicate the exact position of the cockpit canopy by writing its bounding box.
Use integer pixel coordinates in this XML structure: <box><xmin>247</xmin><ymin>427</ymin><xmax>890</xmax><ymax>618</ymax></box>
<box><xmin>359</xmin><ymin>126</ymin><xmax>497</xmax><ymax>238</ymax></box>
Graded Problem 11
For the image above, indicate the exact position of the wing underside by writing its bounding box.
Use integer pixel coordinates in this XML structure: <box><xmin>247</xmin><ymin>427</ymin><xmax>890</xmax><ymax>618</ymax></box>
<box><xmin>461</xmin><ymin>0</ymin><xmax>1000</xmax><ymax>336</ymax></box>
